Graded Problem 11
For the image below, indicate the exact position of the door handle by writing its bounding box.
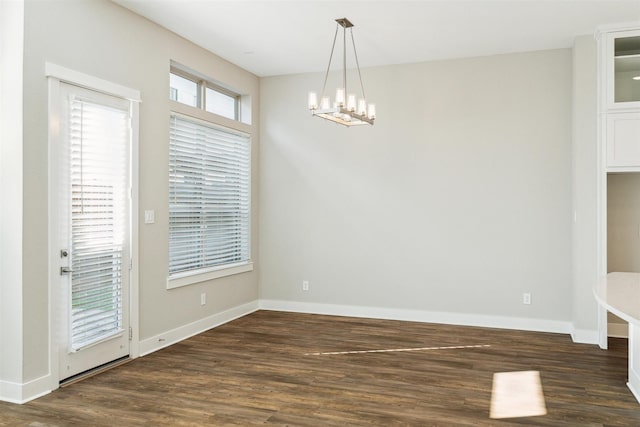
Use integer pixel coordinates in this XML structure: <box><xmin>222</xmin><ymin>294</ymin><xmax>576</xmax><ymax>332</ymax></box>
<box><xmin>60</xmin><ymin>267</ymin><xmax>74</xmax><ymax>275</ymax></box>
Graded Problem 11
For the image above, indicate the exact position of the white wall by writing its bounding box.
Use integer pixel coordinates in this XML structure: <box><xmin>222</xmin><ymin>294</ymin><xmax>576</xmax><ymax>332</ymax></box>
<box><xmin>260</xmin><ymin>49</ymin><xmax>574</xmax><ymax>328</ymax></box>
<box><xmin>11</xmin><ymin>0</ymin><xmax>260</xmax><ymax>397</ymax></box>
<box><xmin>0</xmin><ymin>0</ymin><xmax>25</xmax><ymax>394</ymax></box>
<box><xmin>571</xmin><ymin>35</ymin><xmax>599</xmax><ymax>342</ymax></box>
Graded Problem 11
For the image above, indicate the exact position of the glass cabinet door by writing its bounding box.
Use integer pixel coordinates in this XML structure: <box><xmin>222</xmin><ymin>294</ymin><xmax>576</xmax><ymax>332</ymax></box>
<box><xmin>614</xmin><ymin>35</ymin><xmax>640</xmax><ymax>104</ymax></box>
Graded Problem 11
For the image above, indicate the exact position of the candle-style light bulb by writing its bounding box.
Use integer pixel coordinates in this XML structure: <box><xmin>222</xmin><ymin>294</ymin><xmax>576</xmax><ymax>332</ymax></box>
<box><xmin>308</xmin><ymin>92</ymin><xmax>318</xmax><ymax>110</ymax></box>
<box><xmin>358</xmin><ymin>99</ymin><xmax>367</xmax><ymax>116</ymax></box>
<box><xmin>320</xmin><ymin>96</ymin><xmax>330</xmax><ymax>110</ymax></box>
<box><xmin>347</xmin><ymin>94</ymin><xmax>356</xmax><ymax>112</ymax></box>
<box><xmin>368</xmin><ymin>103</ymin><xmax>376</xmax><ymax>120</ymax></box>
<box><xmin>335</xmin><ymin>88</ymin><xmax>345</xmax><ymax>107</ymax></box>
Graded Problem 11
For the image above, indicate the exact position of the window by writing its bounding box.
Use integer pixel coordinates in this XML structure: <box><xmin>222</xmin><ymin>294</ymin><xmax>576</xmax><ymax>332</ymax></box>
<box><xmin>169</xmin><ymin>73</ymin><xmax>198</xmax><ymax>107</ymax></box>
<box><xmin>205</xmin><ymin>87</ymin><xmax>236</xmax><ymax>119</ymax></box>
<box><xmin>167</xmin><ymin>64</ymin><xmax>251</xmax><ymax>287</ymax></box>
<box><xmin>169</xmin><ymin>69</ymin><xmax>239</xmax><ymax>121</ymax></box>
<box><xmin>168</xmin><ymin>113</ymin><xmax>251</xmax><ymax>286</ymax></box>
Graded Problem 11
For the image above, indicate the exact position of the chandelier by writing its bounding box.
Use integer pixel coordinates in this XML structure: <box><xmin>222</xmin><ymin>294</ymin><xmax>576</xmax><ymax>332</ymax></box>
<box><xmin>307</xmin><ymin>17</ymin><xmax>376</xmax><ymax>126</ymax></box>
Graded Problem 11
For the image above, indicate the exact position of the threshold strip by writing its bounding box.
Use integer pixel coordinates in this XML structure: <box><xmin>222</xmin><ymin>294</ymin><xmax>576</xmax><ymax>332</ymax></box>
<box><xmin>60</xmin><ymin>356</ymin><xmax>131</xmax><ymax>387</ymax></box>
<box><xmin>305</xmin><ymin>344</ymin><xmax>491</xmax><ymax>356</ymax></box>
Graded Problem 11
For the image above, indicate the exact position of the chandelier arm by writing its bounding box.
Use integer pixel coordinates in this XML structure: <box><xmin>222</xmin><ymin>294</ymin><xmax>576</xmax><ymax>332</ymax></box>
<box><xmin>350</xmin><ymin>29</ymin><xmax>366</xmax><ymax>100</ymax></box>
<box><xmin>343</xmin><ymin>22</ymin><xmax>347</xmax><ymax>97</ymax></box>
<box><xmin>320</xmin><ymin>24</ymin><xmax>340</xmax><ymax>99</ymax></box>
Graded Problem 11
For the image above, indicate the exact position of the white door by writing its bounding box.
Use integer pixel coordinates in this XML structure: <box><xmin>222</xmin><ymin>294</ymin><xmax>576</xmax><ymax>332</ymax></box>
<box><xmin>54</xmin><ymin>82</ymin><xmax>131</xmax><ymax>381</ymax></box>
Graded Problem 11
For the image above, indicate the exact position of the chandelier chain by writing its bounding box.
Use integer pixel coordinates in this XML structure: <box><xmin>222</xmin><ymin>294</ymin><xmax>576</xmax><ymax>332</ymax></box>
<box><xmin>321</xmin><ymin>24</ymin><xmax>340</xmax><ymax>99</ymax></box>
<box><xmin>350</xmin><ymin>29</ymin><xmax>366</xmax><ymax>100</ymax></box>
<box><xmin>343</xmin><ymin>24</ymin><xmax>347</xmax><ymax>96</ymax></box>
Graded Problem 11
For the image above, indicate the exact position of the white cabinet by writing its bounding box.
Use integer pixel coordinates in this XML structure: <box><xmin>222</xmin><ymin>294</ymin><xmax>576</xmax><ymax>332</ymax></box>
<box><xmin>600</xmin><ymin>25</ymin><xmax>640</xmax><ymax>170</ymax></box>
<box><xmin>606</xmin><ymin>112</ymin><xmax>640</xmax><ymax>169</ymax></box>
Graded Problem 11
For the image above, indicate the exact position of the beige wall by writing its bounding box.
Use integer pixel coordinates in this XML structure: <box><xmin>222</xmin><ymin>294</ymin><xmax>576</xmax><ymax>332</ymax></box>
<box><xmin>260</xmin><ymin>49</ymin><xmax>573</xmax><ymax>321</ymax></box>
<box><xmin>18</xmin><ymin>0</ymin><xmax>259</xmax><ymax>383</ymax></box>
<box><xmin>0</xmin><ymin>0</ymin><xmax>25</xmax><ymax>385</ymax></box>
<box><xmin>608</xmin><ymin>173</ymin><xmax>640</xmax><ymax>273</ymax></box>
<box><xmin>571</xmin><ymin>35</ymin><xmax>599</xmax><ymax>337</ymax></box>
<box><xmin>607</xmin><ymin>173</ymin><xmax>640</xmax><ymax>328</ymax></box>
<box><xmin>3</xmin><ymin>0</ymin><xmax>606</xmax><ymax>399</ymax></box>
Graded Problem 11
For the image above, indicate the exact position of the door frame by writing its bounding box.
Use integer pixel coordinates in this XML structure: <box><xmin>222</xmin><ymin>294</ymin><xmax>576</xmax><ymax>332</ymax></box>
<box><xmin>46</xmin><ymin>63</ymin><xmax>140</xmax><ymax>390</ymax></box>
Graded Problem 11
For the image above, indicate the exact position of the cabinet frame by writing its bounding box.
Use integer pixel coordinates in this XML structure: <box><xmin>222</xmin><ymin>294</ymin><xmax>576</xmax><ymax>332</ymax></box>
<box><xmin>596</xmin><ymin>22</ymin><xmax>640</xmax><ymax>351</ymax></box>
<box><xmin>598</xmin><ymin>25</ymin><xmax>640</xmax><ymax>111</ymax></box>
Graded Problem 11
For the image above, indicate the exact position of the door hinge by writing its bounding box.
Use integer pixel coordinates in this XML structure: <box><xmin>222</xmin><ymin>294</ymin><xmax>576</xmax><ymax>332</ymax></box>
<box><xmin>129</xmin><ymin>327</ymin><xmax>133</xmax><ymax>341</ymax></box>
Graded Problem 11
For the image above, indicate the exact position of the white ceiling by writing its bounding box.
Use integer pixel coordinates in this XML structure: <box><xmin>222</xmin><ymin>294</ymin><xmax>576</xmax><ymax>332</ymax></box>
<box><xmin>113</xmin><ymin>0</ymin><xmax>640</xmax><ymax>77</ymax></box>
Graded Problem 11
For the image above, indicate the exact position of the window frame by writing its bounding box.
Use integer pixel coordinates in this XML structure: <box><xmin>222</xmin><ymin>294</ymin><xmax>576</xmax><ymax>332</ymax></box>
<box><xmin>167</xmin><ymin>67</ymin><xmax>252</xmax><ymax>289</ymax></box>
<box><xmin>170</xmin><ymin>67</ymin><xmax>241</xmax><ymax>121</ymax></box>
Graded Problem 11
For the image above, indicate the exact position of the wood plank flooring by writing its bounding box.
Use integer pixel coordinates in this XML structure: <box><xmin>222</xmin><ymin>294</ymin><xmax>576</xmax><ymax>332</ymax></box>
<box><xmin>1</xmin><ymin>310</ymin><xmax>639</xmax><ymax>426</ymax></box>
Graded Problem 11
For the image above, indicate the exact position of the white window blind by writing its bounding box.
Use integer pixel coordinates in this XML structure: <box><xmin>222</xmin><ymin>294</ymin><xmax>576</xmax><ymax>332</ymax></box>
<box><xmin>169</xmin><ymin>113</ymin><xmax>250</xmax><ymax>277</ymax></box>
<box><xmin>70</xmin><ymin>98</ymin><xmax>128</xmax><ymax>351</ymax></box>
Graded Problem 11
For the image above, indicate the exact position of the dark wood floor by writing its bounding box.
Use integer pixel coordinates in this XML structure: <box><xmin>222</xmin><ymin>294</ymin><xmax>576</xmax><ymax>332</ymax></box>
<box><xmin>1</xmin><ymin>310</ymin><xmax>639</xmax><ymax>426</ymax></box>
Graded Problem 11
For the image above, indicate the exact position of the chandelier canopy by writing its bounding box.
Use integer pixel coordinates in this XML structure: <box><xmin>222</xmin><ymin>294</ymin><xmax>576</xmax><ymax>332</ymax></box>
<box><xmin>308</xmin><ymin>18</ymin><xmax>376</xmax><ymax>126</ymax></box>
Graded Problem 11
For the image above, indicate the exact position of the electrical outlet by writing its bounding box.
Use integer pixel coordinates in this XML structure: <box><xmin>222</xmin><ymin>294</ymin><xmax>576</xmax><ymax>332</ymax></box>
<box><xmin>302</xmin><ymin>280</ymin><xmax>309</xmax><ymax>291</ymax></box>
<box><xmin>200</xmin><ymin>292</ymin><xmax>206</xmax><ymax>305</ymax></box>
<box><xmin>523</xmin><ymin>293</ymin><xmax>531</xmax><ymax>305</ymax></box>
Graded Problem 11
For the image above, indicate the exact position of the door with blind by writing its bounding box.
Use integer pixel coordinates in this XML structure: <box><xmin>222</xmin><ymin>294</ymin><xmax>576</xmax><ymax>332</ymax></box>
<box><xmin>55</xmin><ymin>82</ymin><xmax>131</xmax><ymax>381</ymax></box>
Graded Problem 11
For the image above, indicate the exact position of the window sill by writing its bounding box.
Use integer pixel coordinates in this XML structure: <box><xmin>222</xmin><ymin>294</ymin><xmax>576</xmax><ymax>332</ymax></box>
<box><xmin>166</xmin><ymin>261</ymin><xmax>253</xmax><ymax>289</ymax></box>
<box><xmin>170</xmin><ymin>100</ymin><xmax>252</xmax><ymax>135</ymax></box>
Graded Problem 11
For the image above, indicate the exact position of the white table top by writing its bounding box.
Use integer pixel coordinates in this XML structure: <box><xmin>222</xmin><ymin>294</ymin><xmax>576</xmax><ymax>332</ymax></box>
<box><xmin>594</xmin><ymin>272</ymin><xmax>640</xmax><ymax>325</ymax></box>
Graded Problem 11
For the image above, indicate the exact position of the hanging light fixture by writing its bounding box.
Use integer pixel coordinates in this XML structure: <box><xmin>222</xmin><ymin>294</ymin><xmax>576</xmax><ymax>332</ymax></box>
<box><xmin>308</xmin><ymin>17</ymin><xmax>376</xmax><ymax>126</ymax></box>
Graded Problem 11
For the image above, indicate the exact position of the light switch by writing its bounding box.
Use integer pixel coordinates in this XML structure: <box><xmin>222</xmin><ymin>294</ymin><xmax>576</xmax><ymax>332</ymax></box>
<box><xmin>144</xmin><ymin>210</ymin><xmax>155</xmax><ymax>224</ymax></box>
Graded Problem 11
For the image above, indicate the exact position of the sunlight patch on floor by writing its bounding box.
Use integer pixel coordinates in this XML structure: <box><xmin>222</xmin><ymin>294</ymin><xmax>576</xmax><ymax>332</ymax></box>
<box><xmin>304</xmin><ymin>344</ymin><xmax>490</xmax><ymax>356</ymax></box>
<box><xmin>490</xmin><ymin>370</ymin><xmax>547</xmax><ymax>419</ymax></box>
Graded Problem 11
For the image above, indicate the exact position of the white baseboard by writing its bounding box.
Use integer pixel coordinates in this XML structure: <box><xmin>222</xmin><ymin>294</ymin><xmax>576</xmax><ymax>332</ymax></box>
<box><xmin>609</xmin><ymin>322</ymin><xmax>629</xmax><ymax>338</ymax></box>
<box><xmin>0</xmin><ymin>374</ymin><xmax>51</xmax><ymax>404</ymax></box>
<box><xmin>0</xmin><ymin>298</ymin><xmax>606</xmax><ymax>405</ymax></box>
<box><xmin>259</xmin><ymin>300</ymin><xmax>574</xmax><ymax>336</ymax></box>
<box><xmin>1</xmin><ymin>301</ymin><xmax>258</xmax><ymax>404</ymax></box>
<box><xmin>138</xmin><ymin>300</ymin><xmax>259</xmax><ymax>357</ymax></box>
<box><xmin>629</xmin><ymin>363</ymin><xmax>640</xmax><ymax>404</ymax></box>
<box><xmin>571</xmin><ymin>328</ymin><xmax>599</xmax><ymax>344</ymax></box>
